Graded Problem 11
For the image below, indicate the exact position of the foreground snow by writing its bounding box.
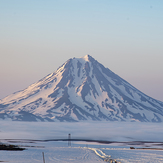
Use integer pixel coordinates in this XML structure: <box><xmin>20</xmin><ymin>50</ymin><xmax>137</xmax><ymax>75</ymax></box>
<box><xmin>1</xmin><ymin>142</ymin><xmax>163</xmax><ymax>163</ymax></box>
<box><xmin>0</xmin><ymin>144</ymin><xmax>104</xmax><ymax>163</ymax></box>
<box><xmin>1</xmin><ymin>121</ymin><xmax>163</xmax><ymax>162</ymax></box>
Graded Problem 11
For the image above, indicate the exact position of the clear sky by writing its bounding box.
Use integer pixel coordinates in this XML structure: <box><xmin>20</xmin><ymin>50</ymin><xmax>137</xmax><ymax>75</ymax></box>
<box><xmin>0</xmin><ymin>0</ymin><xmax>163</xmax><ymax>101</ymax></box>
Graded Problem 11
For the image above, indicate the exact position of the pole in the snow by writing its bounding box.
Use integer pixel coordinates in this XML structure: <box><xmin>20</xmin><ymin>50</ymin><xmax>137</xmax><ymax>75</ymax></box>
<box><xmin>68</xmin><ymin>133</ymin><xmax>71</xmax><ymax>146</ymax></box>
<box><xmin>42</xmin><ymin>152</ymin><xmax>45</xmax><ymax>163</ymax></box>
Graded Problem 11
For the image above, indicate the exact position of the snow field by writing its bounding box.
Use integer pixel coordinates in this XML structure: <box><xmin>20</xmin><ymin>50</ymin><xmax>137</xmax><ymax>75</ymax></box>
<box><xmin>0</xmin><ymin>121</ymin><xmax>163</xmax><ymax>162</ymax></box>
<box><xmin>0</xmin><ymin>145</ymin><xmax>104</xmax><ymax>163</ymax></box>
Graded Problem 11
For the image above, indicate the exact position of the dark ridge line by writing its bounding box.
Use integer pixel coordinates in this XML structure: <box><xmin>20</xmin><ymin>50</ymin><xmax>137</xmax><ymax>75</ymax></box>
<box><xmin>2</xmin><ymin>139</ymin><xmax>163</xmax><ymax>145</ymax></box>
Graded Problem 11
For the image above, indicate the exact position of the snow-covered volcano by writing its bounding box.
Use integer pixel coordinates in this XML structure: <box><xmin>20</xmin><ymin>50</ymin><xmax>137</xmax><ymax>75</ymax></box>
<box><xmin>0</xmin><ymin>55</ymin><xmax>163</xmax><ymax>122</ymax></box>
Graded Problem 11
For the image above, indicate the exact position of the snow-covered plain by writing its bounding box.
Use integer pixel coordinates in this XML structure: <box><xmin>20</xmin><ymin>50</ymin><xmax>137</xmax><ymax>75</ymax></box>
<box><xmin>1</xmin><ymin>121</ymin><xmax>163</xmax><ymax>163</ymax></box>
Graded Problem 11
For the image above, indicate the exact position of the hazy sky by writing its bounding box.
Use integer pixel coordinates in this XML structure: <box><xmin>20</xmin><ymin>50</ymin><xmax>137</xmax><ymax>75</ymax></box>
<box><xmin>0</xmin><ymin>0</ymin><xmax>163</xmax><ymax>101</ymax></box>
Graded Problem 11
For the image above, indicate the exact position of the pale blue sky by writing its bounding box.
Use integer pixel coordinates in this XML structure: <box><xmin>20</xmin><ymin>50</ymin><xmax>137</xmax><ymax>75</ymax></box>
<box><xmin>0</xmin><ymin>0</ymin><xmax>163</xmax><ymax>101</ymax></box>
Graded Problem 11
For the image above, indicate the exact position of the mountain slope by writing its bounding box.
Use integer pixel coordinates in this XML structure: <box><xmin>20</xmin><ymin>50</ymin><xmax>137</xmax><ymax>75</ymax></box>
<box><xmin>0</xmin><ymin>55</ymin><xmax>163</xmax><ymax>122</ymax></box>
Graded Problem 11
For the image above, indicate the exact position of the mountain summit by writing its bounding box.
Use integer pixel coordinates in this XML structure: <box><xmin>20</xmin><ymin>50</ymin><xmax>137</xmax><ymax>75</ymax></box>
<box><xmin>0</xmin><ymin>55</ymin><xmax>163</xmax><ymax>122</ymax></box>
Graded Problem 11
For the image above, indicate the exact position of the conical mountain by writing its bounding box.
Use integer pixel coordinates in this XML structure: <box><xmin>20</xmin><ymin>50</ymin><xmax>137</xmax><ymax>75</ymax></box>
<box><xmin>0</xmin><ymin>55</ymin><xmax>163</xmax><ymax>122</ymax></box>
